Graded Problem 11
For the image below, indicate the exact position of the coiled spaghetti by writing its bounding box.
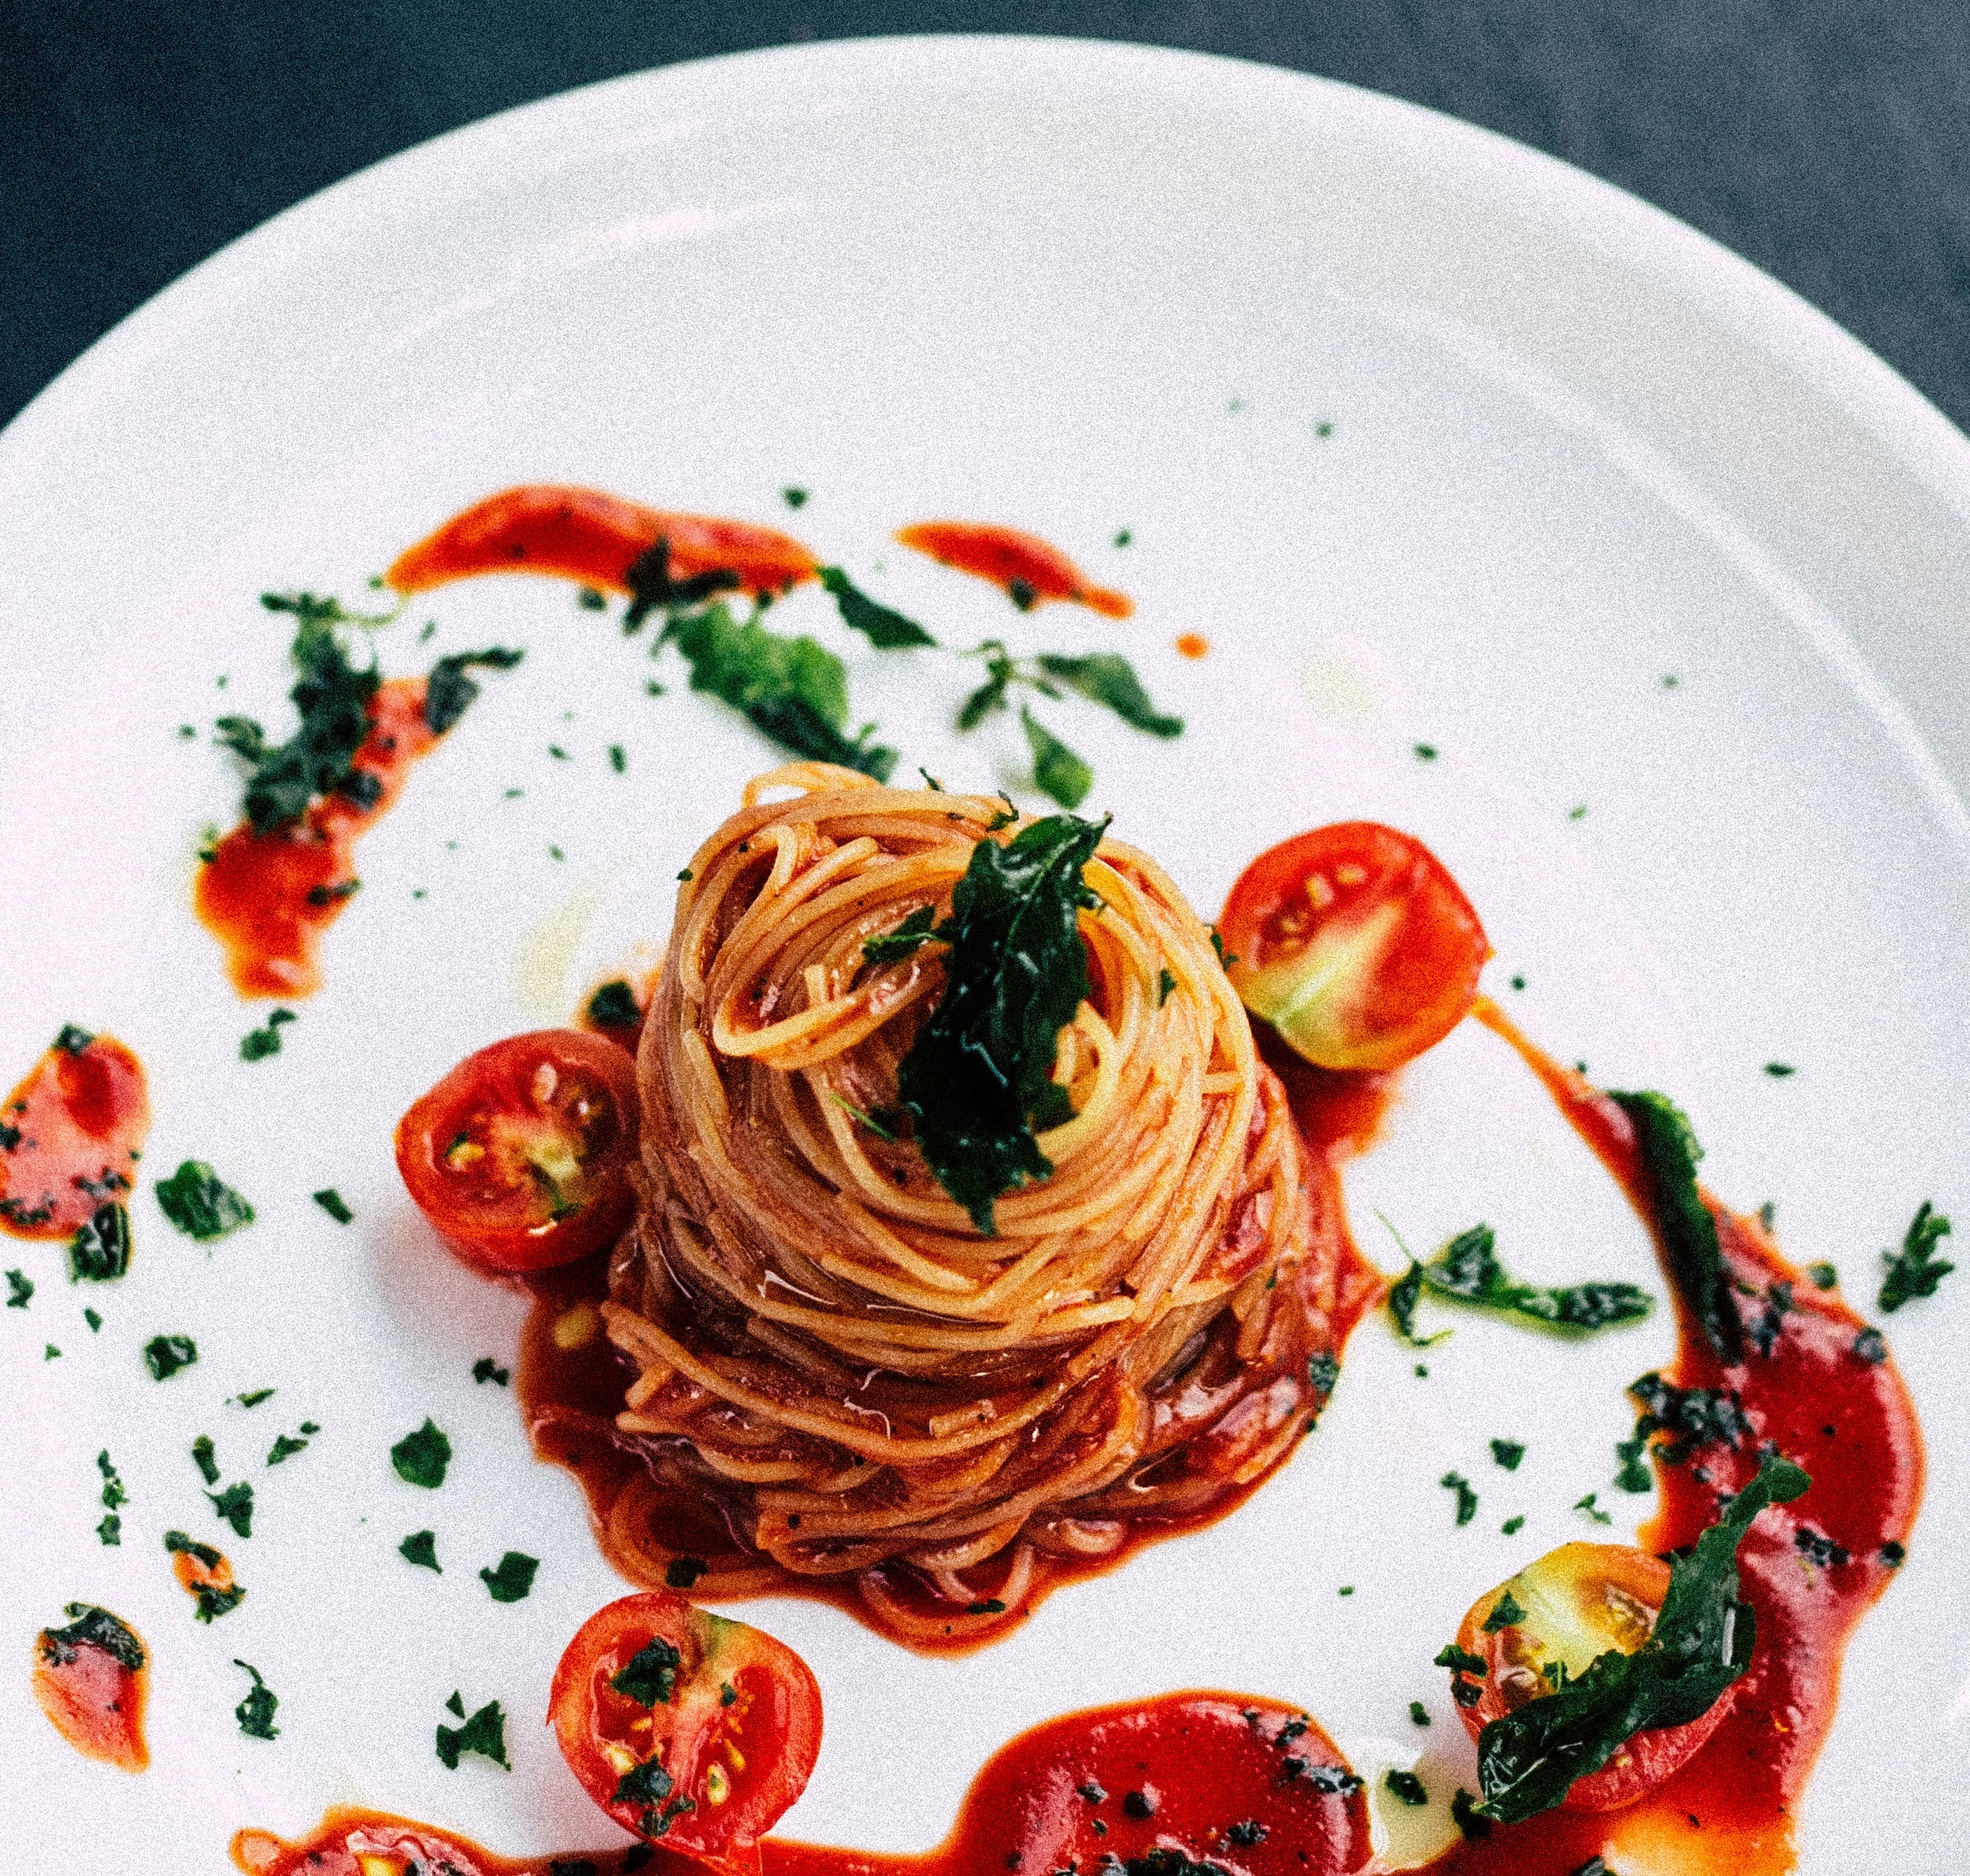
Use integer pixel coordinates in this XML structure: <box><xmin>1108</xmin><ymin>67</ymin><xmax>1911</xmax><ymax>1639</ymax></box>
<box><xmin>600</xmin><ymin>763</ymin><xmax>1345</xmax><ymax>1640</ymax></box>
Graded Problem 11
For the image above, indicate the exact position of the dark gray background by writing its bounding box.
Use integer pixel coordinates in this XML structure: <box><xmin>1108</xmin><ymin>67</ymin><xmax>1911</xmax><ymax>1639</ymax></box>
<box><xmin>6</xmin><ymin>2</ymin><xmax>1969</xmax><ymax>435</ymax></box>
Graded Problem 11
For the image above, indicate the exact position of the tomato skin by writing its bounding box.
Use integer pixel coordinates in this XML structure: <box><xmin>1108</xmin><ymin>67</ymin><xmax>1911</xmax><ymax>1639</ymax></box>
<box><xmin>550</xmin><ymin>1592</ymin><xmax>822</xmax><ymax>1862</ymax></box>
<box><xmin>1454</xmin><ymin>1541</ymin><xmax>1736</xmax><ymax>1813</ymax></box>
<box><xmin>395</xmin><ymin>1029</ymin><xmax>638</xmax><ymax>1274</ymax></box>
<box><xmin>1219</xmin><ymin>822</ymin><xmax>1488</xmax><ymax>1072</ymax></box>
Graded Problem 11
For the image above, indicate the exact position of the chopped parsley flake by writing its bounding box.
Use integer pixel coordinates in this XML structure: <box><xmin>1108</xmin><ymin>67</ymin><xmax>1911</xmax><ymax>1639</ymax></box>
<box><xmin>69</xmin><ymin>1202</ymin><xmax>132</xmax><ymax>1282</ymax></box>
<box><xmin>156</xmin><ymin>1161</ymin><xmax>256</xmax><ymax>1240</ymax></box>
<box><xmin>1022</xmin><ymin>707</ymin><xmax>1093</xmax><ymax>809</ymax></box>
<box><xmin>1414</xmin><ymin>742</ymin><xmax>1439</xmax><ymax>761</ymax></box>
<box><xmin>472</xmin><ymin>1356</ymin><xmax>511</xmax><ymax>1387</ymax></box>
<box><xmin>40</xmin><ymin>1604</ymin><xmax>145</xmax><ymax>1672</ymax></box>
<box><xmin>586</xmin><ymin>979</ymin><xmax>641</xmax><ymax>1029</ymax></box>
<box><xmin>1880</xmin><ymin>1201</ymin><xmax>1953</xmax><ymax>1314</ymax></box>
<box><xmin>239</xmin><ymin>1008</ymin><xmax>296</xmax><ymax>1061</ymax></box>
<box><xmin>192</xmin><ymin>1435</ymin><xmax>220</xmax><ymax>1484</ymax></box>
<box><xmin>267</xmin><ymin>1430</ymin><xmax>312</xmax><ymax>1465</ymax></box>
<box><xmin>143</xmin><ymin>1333</ymin><xmax>198</xmax><ymax>1380</ymax></box>
<box><xmin>1573</xmin><ymin>1492</ymin><xmax>1613</xmax><ymax>1525</ymax></box>
<box><xmin>782</xmin><ymin>487</ymin><xmax>809</xmax><ymax>509</ymax></box>
<box><xmin>436</xmin><ymin>1697</ymin><xmax>510</xmax><ymax>1770</ymax></box>
<box><xmin>400</xmin><ymin>1530</ymin><xmax>441</xmax><ymax>1571</ymax></box>
<box><xmin>1763</xmin><ymin>1062</ymin><xmax>1795</xmax><ymax>1077</ymax></box>
<box><xmin>1482</xmin><ymin>1589</ymin><xmax>1527</xmax><ymax>1632</ymax></box>
<box><xmin>208</xmin><ymin>1482</ymin><xmax>255</xmax><ymax>1537</ymax></box>
<box><xmin>1409</xmin><ymin>1700</ymin><xmax>1431</xmax><ymax>1726</ymax></box>
<box><xmin>391</xmin><ymin>1418</ymin><xmax>451</xmax><ymax>1488</ymax></box>
<box><xmin>84</xmin><ymin>1307</ymin><xmax>101</xmax><ymax>1331</ymax></box>
<box><xmin>1807</xmin><ymin>1261</ymin><xmax>1838</xmax><ymax>1290</ymax></box>
<box><xmin>613</xmin><ymin>1635</ymin><xmax>683</xmax><ymax>1707</ymax></box>
<box><xmin>863</xmin><ymin>905</ymin><xmax>939</xmax><ymax>967</ymax></box>
<box><xmin>479</xmin><ymin>1550</ymin><xmax>540</xmax><ymax>1603</ymax></box>
<box><xmin>234</xmin><ymin>1659</ymin><xmax>281</xmax><ymax>1738</ymax></box>
<box><xmin>665</xmin><ymin>1557</ymin><xmax>708</xmax><ymax>1589</ymax></box>
<box><xmin>1490</xmin><ymin>1439</ymin><xmax>1525</xmax><ymax>1472</ymax></box>
<box><xmin>4</xmin><ymin>1268</ymin><xmax>30</xmax><ymax>1308</ymax></box>
<box><xmin>818</xmin><ymin>566</ymin><xmax>937</xmax><ymax>649</ymax></box>
<box><xmin>1442</xmin><ymin>1472</ymin><xmax>1478</xmax><ymax>1526</ymax></box>
<box><xmin>1386</xmin><ymin>1768</ymin><xmax>1428</xmax><ymax>1806</ymax></box>
<box><xmin>312</xmin><ymin>1188</ymin><xmax>353</xmax><ymax>1224</ymax></box>
<box><xmin>1156</xmin><ymin>968</ymin><xmax>1176</xmax><ymax>1006</ymax></box>
<box><xmin>1502</xmin><ymin>1514</ymin><xmax>1525</xmax><ymax>1535</ymax></box>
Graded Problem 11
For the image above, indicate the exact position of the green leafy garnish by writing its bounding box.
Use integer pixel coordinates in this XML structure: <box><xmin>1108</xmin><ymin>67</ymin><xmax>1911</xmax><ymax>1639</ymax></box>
<box><xmin>164</xmin><ymin>1530</ymin><xmax>246</xmax><ymax>1620</ymax></box>
<box><xmin>1021</xmin><ymin>707</ymin><xmax>1093</xmax><ymax>809</ymax></box>
<box><xmin>400</xmin><ymin>1529</ymin><xmax>441</xmax><ymax>1571</ymax></box>
<box><xmin>1414</xmin><ymin>1225</ymin><xmax>1654</xmax><ymax>1335</ymax></box>
<box><xmin>1474</xmin><ymin>1453</ymin><xmax>1809</xmax><ymax>1821</ymax></box>
<box><xmin>39</xmin><ymin>1604</ymin><xmax>145</xmax><ymax>1671</ymax></box>
<box><xmin>69</xmin><ymin>1202</ymin><xmax>131</xmax><ymax>1282</ymax></box>
<box><xmin>5</xmin><ymin>1268</ymin><xmax>30</xmax><ymax>1308</ymax></box>
<box><xmin>614</xmin><ymin>1753</ymin><xmax>676</xmax><ymax>1808</ymax></box>
<box><xmin>156</xmin><ymin>1162</ymin><xmax>256</xmax><ymax>1241</ymax></box>
<box><xmin>240</xmin><ymin>1007</ymin><xmax>295</xmax><ymax>1061</ymax></box>
<box><xmin>665</xmin><ymin>1557</ymin><xmax>708</xmax><ymax>1589</ymax></box>
<box><xmin>425</xmin><ymin>647</ymin><xmax>524</xmax><ymax>734</ymax></box>
<box><xmin>613</xmin><ymin>1635</ymin><xmax>683</xmax><ymax>1706</ymax></box>
<box><xmin>1386</xmin><ymin>1259</ymin><xmax>1451</xmax><ymax>1348</ymax></box>
<box><xmin>1482</xmin><ymin>1589</ymin><xmax>1527</xmax><ymax>1632</ymax></box>
<box><xmin>391</xmin><ymin>1418</ymin><xmax>451</xmax><ymax>1488</ymax></box>
<box><xmin>208</xmin><ymin>1482</ymin><xmax>255</xmax><ymax>1538</ymax></box>
<box><xmin>1490</xmin><ymin>1439</ymin><xmax>1525</xmax><ymax>1472</ymax></box>
<box><xmin>1442</xmin><ymin>1472</ymin><xmax>1478</xmax><ymax>1525</ymax></box>
<box><xmin>1385</xmin><ymin>1768</ymin><xmax>1428</xmax><ymax>1807</ymax></box>
<box><xmin>1880</xmin><ymin>1201</ymin><xmax>1953</xmax><ymax>1314</ymax></box>
<box><xmin>895</xmin><ymin>814</ymin><xmax>1105</xmax><ymax>1232</ymax></box>
<box><xmin>473</xmin><ymin>1356</ymin><xmax>510</xmax><ymax>1386</ymax></box>
<box><xmin>1627</xmin><ymin>1373</ymin><xmax>1749</xmax><ymax>1465</ymax></box>
<box><xmin>863</xmin><ymin>905</ymin><xmax>938</xmax><ymax>967</ymax></box>
<box><xmin>478</xmin><ymin>1550</ymin><xmax>540</xmax><ymax>1603</ymax></box>
<box><xmin>1034</xmin><ymin>653</ymin><xmax>1183</xmax><ymax>737</ymax></box>
<box><xmin>817</xmin><ymin>566</ymin><xmax>937</xmax><ymax>647</ymax></box>
<box><xmin>192</xmin><ymin>1435</ymin><xmax>220</xmax><ymax>1485</ymax></box>
<box><xmin>54</xmin><ymin>1024</ymin><xmax>95</xmax><ymax>1055</ymax></box>
<box><xmin>234</xmin><ymin>1660</ymin><xmax>281</xmax><ymax>1738</ymax></box>
<box><xmin>623</xmin><ymin>538</ymin><xmax>743</xmax><ymax>629</ymax></box>
<box><xmin>312</xmin><ymin>1188</ymin><xmax>353</xmax><ymax>1224</ymax></box>
<box><xmin>586</xmin><ymin>979</ymin><xmax>641</xmax><ymax>1028</ymax></box>
<box><xmin>267</xmin><ymin>1425</ymin><xmax>315</xmax><ymax>1464</ymax></box>
<box><xmin>436</xmin><ymin>1697</ymin><xmax>510</xmax><ymax>1770</ymax></box>
<box><xmin>143</xmin><ymin>1333</ymin><xmax>198</xmax><ymax>1380</ymax></box>
<box><xmin>1610</xmin><ymin>1091</ymin><xmax>1741</xmax><ymax>1360</ymax></box>
<box><xmin>666</xmin><ymin>600</ymin><xmax>895</xmax><ymax>779</ymax></box>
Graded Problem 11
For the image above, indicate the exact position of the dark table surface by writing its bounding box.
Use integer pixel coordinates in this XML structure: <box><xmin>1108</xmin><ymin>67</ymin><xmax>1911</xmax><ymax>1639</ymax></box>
<box><xmin>6</xmin><ymin>2</ymin><xmax>1968</xmax><ymax>439</ymax></box>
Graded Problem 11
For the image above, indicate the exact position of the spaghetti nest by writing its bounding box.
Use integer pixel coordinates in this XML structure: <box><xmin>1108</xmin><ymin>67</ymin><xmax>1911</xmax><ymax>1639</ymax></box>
<box><xmin>603</xmin><ymin>763</ymin><xmax>1343</xmax><ymax>1639</ymax></box>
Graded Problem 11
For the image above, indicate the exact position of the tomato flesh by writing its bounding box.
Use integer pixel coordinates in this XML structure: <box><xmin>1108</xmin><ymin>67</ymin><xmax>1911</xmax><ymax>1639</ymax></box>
<box><xmin>395</xmin><ymin>1030</ymin><xmax>638</xmax><ymax>1273</ymax></box>
<box><xmin>1220</xmin><ymin>822</ymin><xmax>1488</xmax><ymax>1071</ymax></box>
<box><xmin>1454</xmin><ymin>1541</ymin><xmax>1736</xmax><ymax>1812</ymax></box>
<box><xmin>549</xmin><ymin>1591</ymin><xmax>821</xmax><ymax>1863</ymax></box>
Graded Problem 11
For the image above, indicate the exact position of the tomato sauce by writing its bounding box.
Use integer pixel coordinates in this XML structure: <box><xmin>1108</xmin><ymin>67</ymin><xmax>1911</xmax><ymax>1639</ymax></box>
<box><xmin>895</xmin><ymin>520</ymin><xmax>1133</xmax><ymax>619</ymax></box>
<box><xmin>32</xmin><ymin>1607</ymin><xmax>149</xmax><ymax>1772</ymax></box>
<box><xmin>387</xmin><ymin>486</ymin><xmax>819</xmax><ymax>601</ymax></box>
<box><xmin>235</xmin><ymin>1694</ymin><xmax>1368</xmax><ymax>1876</ymax></box>
<box><xmin>0</xmin><ymin>1029</ymin><xmax>150</xmax><ymax>1240</ymax></box>
<box><xmin>196</xmin><ymin>678</ymin><xmax>442</xmax><ymax>997</ymax></box>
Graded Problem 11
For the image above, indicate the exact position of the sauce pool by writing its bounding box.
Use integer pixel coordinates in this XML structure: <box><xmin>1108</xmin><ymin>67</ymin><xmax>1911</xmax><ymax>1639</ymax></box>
<box><xmin>0</xmin><ymin>1029</ymin><xmax>150</xmax><ymax>1241</ymax></box>
<box><xmin>895</xmin><ymin>520</ymin><xmax>1132</xmax><ymax>618</ymax></box>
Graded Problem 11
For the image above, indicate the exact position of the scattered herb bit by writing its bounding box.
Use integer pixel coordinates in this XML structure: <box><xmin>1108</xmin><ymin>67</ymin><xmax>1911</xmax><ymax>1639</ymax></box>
<box><xmin>1408</xmin><ymin>1701</ymin><xmax>1432</xmax><ymax>1727</ymax></box>
<box><xmin>1502</xmin><ymin>1514</ymin><xmax>1525</xmax><ymax>1535</ymax></box>
<box><xmin>665</xmin><ymin>599</ymin><xmax>895</xmax><ymax>779</ymax></box>
<box><xmin>425</xmin><ymin>647</ymin><xmax>525</xmax><ymax>735</ymax></box>
<box><xmin>192</xmin><ymin>1435</ymin><xmax>221</xmax><ymax>1484</ymax></box>
<box><xmin>436</xmin><ymin>1697</ymin><xmax>510</xmax><ymax>1770</ymax></box>
<box><xmin>479</xmin><ymin>1550</ymin><xmax>540</xmax><ymax>1603</ymax></box>
<box><xmin>1035</xmin><ymin>652</ymin><xmax>1182</xmax><ymax>737</ymax></box>
<box><xmin>267</xmin><ymin>1432</ymin><xmax>311</xmax><ymax>1464</ymax></box>
<box><xmin>1021</xmin><ymin>707</ymin><xmax>1093</xmax><ymax>809</ymax></box>
<box><xmin>863</xmin><ymin>905</ymin><xmax>940</xmax><ymax>967</ymax></box>
<box><xmin>1475</xmin><ymin>1455</ymin><xmax>1809</xmax><ymax>1821</ymax></box>
<box><xmin>230</xmin><ymin>1659</ymin><xmax>281</xmax><ymax>1738</ymax></box>
<box><xmin>609</xmin><ymin>742</ymin><xmax>627</xmax><ymax>773</ymax></box>
<box><xmin>165</xmin><ymin>1530</ymin><xmax>245</xmax><ymax>1620</ymax></box>
<box><xmin>401</xmin><ymin>1529</ymin><xmax>441</xmax><ymax>1571</ymax></box>
<box><xmin>1442</xmin><ymin>1472</ymin><xmax>1478</xmax><ymax>1526</ymax></box>
<box><xmin>69</xmin><ymin>1202</ymin><xmax>132</xmax><ymax>1282</ymax></box>
<box><xmin>97</xmin><ymin>1450</ymin><xmax>127</xmax><ymax>1513</ymax></box>
<box><xmin>1629</xmin><ymin>1373</ymin><xmax>1751</xmax><ymax>1465</ymax></box>
<box><xmin>1792</xmin><ymin>1524</ymin><xmax>1850</xmax><ymax>1569</ymax></box>
<box><xmin>1609</xmin><ymin>1091</ymin><xmax>1741</xmax><ymax>1361</ymax></box>
<box><xmin>966</xmin><ymin>1598</ymin><xmax>1008</xmax><ymax>1616</ymax></box>
<box><xmin>578</xmin><ymin>586</ymin><xmax>609</xmax><ymax>611</ymax></box>
<box><xmin>1853</xmin><ymin>1326</ymin><xmax>1887</xmax><ymax>1364</ymax></box>
<box><xmin>1156</xmin><ymin>968</ymin><xmax>1176</xmax><ymax>1007</ymax></box>
<box><xmin>4</xmin><ymin>1268</ymin><xmax>30</xmax><ymax>1308</ymax></box>
<box><xmin>1567</xmin><ymin>805</ymin><xmax>1588</xmax><ymax>821</ymax></box>
<box><xmin>782</xmin><ymin>487</ymin><xmax>809</xmax><ymax>509</ymax></box>
<box><xmin>1414</xmin><ymin>743</ymin><xmax>1438</xmax><ymax>761</ymax></box>
<box><xmin>721</xmin><ymin>1682</ymin><xmax>738</xmax><ymax>1707</ymax></box>
<box><xmin>312</xmin><ymin>1188</ymin><xmax>353</xmax><ymax>1224</ymax></box>
<box><xmin>895</xmin><ymin>813</ymin><xmax>1105</xmax><ymax>1232</ymax></box>
<box><xmin>447</xmin><ymin>1691</ymin><xmax>465</xmax><ymax>1716</ymax></box>
<box><xmin>1573</xmin><ymin>1493</ymin><xmax>1612</xmax><ymax>1526</ymax></box>
<box><xmin>1490</xmin><ymin>1439</ymin><xmax>1526</xmax><ymax>1472</ymax></box>
<box><xmin>586</xmin><ymin>979</ymin><xmax>641</xmax><ymax>1028</ymax></box>
<box><xmin>54</xmin><ymin>1024</ymin><xmax>95</xmax><ymax>1055</ymax></box>
<box><xmin>665</xmin><ymin>1556</ymin><xmax>708</xmax><ymax>1589</ymax></box>
<box><xmin>1386</xmin><ymin>1260</ymin><xmax>1451</xmax><ymax>1347</ymax></box>
<box><xmin>817</xmin><ymin>565</ymin><xmax>937</xmax><ymax>648</ymax></box>
<box><xmin>1612</xmin><ymin>1434</ymin><xmax>1653</xmax><ymax>1493</ymax></box>
<box><xmin>613</xmin><ymin>1636</ymin><xmax>683</xmax><ymax>1707</ymax></box>
<box><xmin>235</xmin><ymin>1388</ymin><xmax>275</xmax><ymax>1407</ymax></box>
<box><xmin>143</xmin><ymin>1333</ymin><xmax>198</xmax><ymax>1380</ymax></box>
<box><xmin>1385</xmin><ymin>1768</ymin><xmax>1428</xmax><ymax>1807</ymax></box>
<box><xmin>1417</xmin><ymin>1225</ymin><xmax>1653</xmax><ymax>1335</ymax></box>
<box><xmin>1880</xmin><ymin>1201</ymin><xmax>1954</xmax><ymax>1314</ymax></box>
<box><xmin>1113</xmin><ymin>528</ymin><xmax>1132</xmax><ymax>546</ymax></box>
<box><xmin>239</xmin><ymin>1007</ymin><xmax>297</xmax><ymax>1061</ymax></box>
<box><xmin>472</xmin><ymin>1356</ymin><xmax>510</xmax><ymax>1387</ymax></box>
<box><xmin>1763</xmin><ymin>1062</ymin><xmax>1796</xmax><ymax>1078</ymax></box>
<box><xmin>208</xmin><ymin>1482</ymin><xmax>255</xmax><ymax>1537</ymax></box>
<box><xmin>1881</xmin><ymin>1539</ymin><xmax>1906</xmax><ymax>1567</ymax></box>
<box><xmin>1482</xmin><ymin>1590</ymin><xmax>1527</xmax><ymax>1633</ymax></box>
<box><xmin>391</xmin><ymin>1419</ymin><xmax>452</xmax><ymax>1488</ymax></box>
<box><xmin>1806</xmin><ymin>1261</ymin><xmax>1838</xmax><ymax>1290</ymax></box>
<box><xmin>156</xmin><ymin>1161</ymin><xmax>256</xmax><ymax>1240</ymax></box>
<box><xmin>40</xmin><ymin>1604</ymin><xmax>145</xmax><ymax>1671</ymax></box>
<box><xmin>44</xmin><ymin>1342</ymin><xmax>60</xmax><ymax>1358</ymax></box>
<box><xmin>84</xmin><ymin>1307</ymin><xmax>101</xmax><ymax>1331</ymax></box>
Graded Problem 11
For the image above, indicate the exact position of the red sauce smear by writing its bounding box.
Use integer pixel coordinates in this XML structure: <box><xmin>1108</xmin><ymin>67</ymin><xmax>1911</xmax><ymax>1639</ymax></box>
<box><xmin>234</xmin><ymin>1693</ymin><xmax>1367</xmax><ymax>1876</ymax></box>
<box><xmin>0</xmin><ymin>1030</ymin><xmax>150</xmax><ymax>1239</ymax></box>
<box><xmin>387</xmin><ymin>486</ymin><xmax>820</xmax><ymax>601</ymax></box>
<box><xmin>195</xmin><ymin>678</ymin><xmax>442</xmax><ymax>997</ymax></box>
<box><xmin>518</xmin><ymin>1060</ymin><xmax>1384</xmax><ymax>1655</ymax></box>
<box><xmin>1446</xmin><ymin>996</ymin><xmax>1923</xmax><ymax>1874</ymax></box>
<box><xmin>895</xmin><ymin>520</ymin><xmax>1133</xmax><ymax>619</ymax></box>
<box><xmin>32</xmin><ymin>1608</ymin><xmax>149</xmax><ymax>1773</ymax></box>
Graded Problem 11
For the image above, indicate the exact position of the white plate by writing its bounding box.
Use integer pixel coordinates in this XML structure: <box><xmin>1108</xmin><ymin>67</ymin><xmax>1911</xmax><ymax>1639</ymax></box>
<box><xmin>3</xmin><ymin>37</ymin><xmax>1968</xmax><ymax>1874</ymax></box>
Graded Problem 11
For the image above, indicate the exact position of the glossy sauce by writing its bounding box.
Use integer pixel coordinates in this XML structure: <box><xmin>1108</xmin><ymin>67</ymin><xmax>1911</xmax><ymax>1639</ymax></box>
<box><xmin>387</xmin><ymin>485</ymin><xmax>820</xmax><ymax>601</ymax></box>
<box><xmin>895</xmin><ymin>520</ymin><xmax>1133</xmax><ymax>618</ymax></box>
<box><xmin>32</xmin><ymin>1609</ymin><xmax>149</xmax><ymax>1772</ymax></box>
<box><xmin>196</xmin><ymin>678</ymin><xmax>440</xmax><ymax>996</ymax></box>
<box><xmin>0</xmin><ymin>1031</ymin><xmax>150</xmax><ymax>1240</ymax></box>
<box><xmin>235</xmin><ymin>1694</ymin><xmax>1368</xmax><ymax>1876</ymax></box>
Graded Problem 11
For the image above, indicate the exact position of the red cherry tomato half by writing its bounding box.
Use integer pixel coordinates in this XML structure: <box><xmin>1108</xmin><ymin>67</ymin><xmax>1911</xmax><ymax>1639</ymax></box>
<box><xmin>394</xmin><ymin>1029</ymin><xmax>638</xmax><ymax>1273</ymax></box>
<box><xmin>1219</xmin><ymin>822</ymin><xmax>1488</xmax><ymax>1072</ymax></box>
<box><xmin>1453</xmin><ymin>1542</ymin><xmax>1736</xmax><ymax>1812</ymax></box>
<box><xmin>549</xmin><ymin>1591</ymin><xmax>822</xmax><ymax>1861</ymax></box>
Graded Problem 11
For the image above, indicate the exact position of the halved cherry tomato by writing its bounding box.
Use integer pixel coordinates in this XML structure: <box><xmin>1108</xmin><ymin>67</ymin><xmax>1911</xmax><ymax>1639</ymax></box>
<box><xmin>1219</xmin><ymin>822</ymin><xmax>1487</xmax><ymax>1071</ymax></box>
<box><xmin>1453</xmin><ymin>1542</ymin><xmax>1736</xmax><ymax>1812</ymax></box>
<box><xmin>549</xmin><ymin>1591</ymin><xmax>822</xmax><ymax>1864</ymax></box>
<box><xmin>394</xmin><ymin>1029</ymin><xmax>638</xmax><ymax>1274</ymax></box>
